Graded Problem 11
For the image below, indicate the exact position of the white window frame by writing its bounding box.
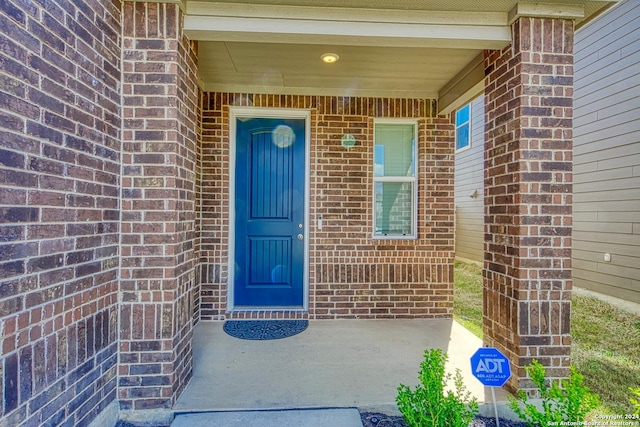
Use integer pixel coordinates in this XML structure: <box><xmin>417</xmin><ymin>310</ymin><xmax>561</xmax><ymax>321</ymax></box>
<box><xmin>372</xmin><ymin>119</ymin><xmax>418</xmax><ymax>240</ymax></box>
<box><xmin>455</xmin><ymin>103</ymin><xmax>471</xmax><ymax>152</ymax></box>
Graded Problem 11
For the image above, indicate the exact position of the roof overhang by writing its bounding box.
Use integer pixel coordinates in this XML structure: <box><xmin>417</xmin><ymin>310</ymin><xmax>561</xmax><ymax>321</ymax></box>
<box><xmin>177</xmin><ymin>1</ymin><xmax>619</xmax><ymax>113</ymax></box>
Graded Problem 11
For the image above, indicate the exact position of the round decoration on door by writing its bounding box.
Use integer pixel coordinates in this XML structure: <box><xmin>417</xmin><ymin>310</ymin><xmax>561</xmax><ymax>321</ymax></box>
<box><xmin>223</xmin><ymin>320</ymin><xmax>309</xmax><ymax>340</ymax></box>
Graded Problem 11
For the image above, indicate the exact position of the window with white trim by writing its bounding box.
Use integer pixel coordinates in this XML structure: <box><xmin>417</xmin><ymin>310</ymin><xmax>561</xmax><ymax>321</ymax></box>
<box><xmin>455</xmin><ymin>104</ymin><xmax>470</xmax><ymax>151</ymax></box>
<box><xmin>373</xmin><ymin>120</ymin><xmax>418</xmax><ymax>239</ymax></box>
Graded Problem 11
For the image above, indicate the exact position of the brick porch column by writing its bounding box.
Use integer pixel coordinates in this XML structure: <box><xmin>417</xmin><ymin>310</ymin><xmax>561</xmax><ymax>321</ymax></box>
<box><xmin>484</xmin><ymin>15</ymin><xmax>574</xmax><ymax>393</ymax></box>
<box><xmin>120</xmin><ymin>1</ymin><xmax>199</xmax><ymax>417</ymax></box>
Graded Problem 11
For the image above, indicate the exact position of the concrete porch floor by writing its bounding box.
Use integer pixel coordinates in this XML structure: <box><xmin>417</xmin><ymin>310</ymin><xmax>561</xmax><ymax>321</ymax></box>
<box><xmin>174</xmin><ymin>318</ymin><xmax>512</xmax><ymax>416</ymax></box>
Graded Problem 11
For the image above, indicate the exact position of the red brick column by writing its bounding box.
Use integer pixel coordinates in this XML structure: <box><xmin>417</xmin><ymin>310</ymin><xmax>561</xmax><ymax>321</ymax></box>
<box><xmin>0</xmin><ymin>0</ymin><xmax>121</xmax><ymax>425</ymax></box>
<box><xmin>120</xmin><ymin>1</ymin><xmax>198</xmax><ymax>415</ymax></box>
<box><xmin>484</xmin><ymin>16</ymin><xmax>574</xmax><ymax>393</ymax></box>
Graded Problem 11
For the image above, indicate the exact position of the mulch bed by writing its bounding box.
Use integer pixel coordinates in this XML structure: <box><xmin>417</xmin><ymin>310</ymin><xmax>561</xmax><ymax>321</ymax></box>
<box><xmin>360</xmin><ymin>412</ymin><xmax>529</xmax><ymax>427</ymax></box>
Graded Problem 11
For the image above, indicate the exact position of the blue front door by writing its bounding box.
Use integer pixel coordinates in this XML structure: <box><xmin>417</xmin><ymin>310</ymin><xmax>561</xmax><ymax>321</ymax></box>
<box><xmin>234</xmin><ymin>117</ymin><xmax>306</xmax><ymax>307</ymax></box>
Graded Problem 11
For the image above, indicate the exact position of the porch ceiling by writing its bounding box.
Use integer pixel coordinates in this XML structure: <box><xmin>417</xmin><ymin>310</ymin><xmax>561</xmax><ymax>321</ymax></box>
<box><xmin>185</xmin><ymin>0</ymin><xmax>617</xmax><ymax>111</ymax></box>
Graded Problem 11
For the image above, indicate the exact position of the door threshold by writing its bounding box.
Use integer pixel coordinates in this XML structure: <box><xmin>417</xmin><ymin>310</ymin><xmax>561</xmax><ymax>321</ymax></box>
<box><xmin>225</xmin><ymin>308</ymin><xmax>308</xmax><ymax>320</ymax></box>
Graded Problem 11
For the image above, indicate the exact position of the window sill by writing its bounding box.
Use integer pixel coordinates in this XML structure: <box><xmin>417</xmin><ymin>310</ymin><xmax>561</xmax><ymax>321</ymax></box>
<box><xmin>372</xmin><ymin>234</ymin><xmax>418</xmax><ymax>241</ymax></box>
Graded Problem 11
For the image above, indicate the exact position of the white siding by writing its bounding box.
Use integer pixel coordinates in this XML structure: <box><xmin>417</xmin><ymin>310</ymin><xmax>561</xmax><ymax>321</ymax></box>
<box><xmin>573</xmin><ymin>0</ymin><xmax>640</xmax><ymax>303</ymax></box>
<box><xmin>454</xmin><ymin>95</ymin><xmax>484</xmax><ymax>263</ymax></box>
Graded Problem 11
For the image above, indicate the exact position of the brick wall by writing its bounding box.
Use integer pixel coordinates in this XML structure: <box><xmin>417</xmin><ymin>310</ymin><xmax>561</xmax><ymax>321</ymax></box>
<box><xmin>198</xmin><ymin>94</ymin><xmax>455</xmax><ymax>320</ymax></box>
<box><xmin>0</xmin><ymin>0</ymin><xmax>121</xmax><ymax>425</ymax></box>
<box><xmin>484</xmin><ymin>17</ymin><xmax>574</xmax><ymax>393</ymax></box>
<box><xmin>120</xmin><ymin>1</ymin><xmax>198</xmax><ymax>414</ymax></box>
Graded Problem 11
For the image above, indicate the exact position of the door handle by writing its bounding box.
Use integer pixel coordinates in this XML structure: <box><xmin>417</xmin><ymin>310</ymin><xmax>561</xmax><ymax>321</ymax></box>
<box><xmin>297</xmin><ymin>233</ymin><xmax>304</xmax><ymax>241</ymax></box>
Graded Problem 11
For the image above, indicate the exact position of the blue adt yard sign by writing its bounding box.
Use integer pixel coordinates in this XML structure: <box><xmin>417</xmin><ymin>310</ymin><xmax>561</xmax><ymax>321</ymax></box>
<box><xmin>470</xmin><ymin>347</ymin><xmax>511</xmax><ymax>387</ymax></box>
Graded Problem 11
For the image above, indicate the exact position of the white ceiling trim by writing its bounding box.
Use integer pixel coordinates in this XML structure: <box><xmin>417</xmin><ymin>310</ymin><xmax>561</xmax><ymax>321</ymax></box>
<box><xmin>186</xmin><ymin>2</ymin><xmax>509</xmax><ymax>26</ymax></box>
<box><xmin>184</xmin><ymin>15</ymin><xmax>512</xmax><ymax>49</ymax></box>
<box><xmin>438</xmin><ymin>53</ymin><xmax>485</xmax><ymax>115</ymax></box>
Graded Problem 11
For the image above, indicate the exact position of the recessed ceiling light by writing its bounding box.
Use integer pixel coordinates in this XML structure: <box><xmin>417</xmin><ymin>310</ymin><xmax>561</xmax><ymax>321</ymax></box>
<box><xmin>321</xmin><ymin>53</ymin><xmax>339</xmax><ymax>63</ymax></box>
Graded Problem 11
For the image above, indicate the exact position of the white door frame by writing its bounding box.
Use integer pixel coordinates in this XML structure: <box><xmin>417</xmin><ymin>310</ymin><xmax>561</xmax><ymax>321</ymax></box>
<box><xmin>228</xmin><ymin>107</ymin><xmax>311</xmax><ymax>312</ymax></box>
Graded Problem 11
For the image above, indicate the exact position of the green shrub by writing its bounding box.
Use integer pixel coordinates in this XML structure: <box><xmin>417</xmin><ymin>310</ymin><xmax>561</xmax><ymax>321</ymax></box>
<box><xmin>509</xmin><ymin>359</ymin><xmax>600</xmax><ymax>427</ymax></box>
<box><xmin>396</xmin><ymin>348</ymin><xmax>479</xmax><ymax>427</ymax></box>
<box><xmin>630</xmin><ymin>387</ymin><xmax>640</xmax><ymax>415</ymax></box>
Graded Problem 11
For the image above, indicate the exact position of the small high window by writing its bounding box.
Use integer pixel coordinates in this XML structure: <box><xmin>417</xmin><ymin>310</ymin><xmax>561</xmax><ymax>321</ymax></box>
<box><xmin>455</xmin><ymin>104</ymin><xmax>470</xmax><ymax>151</ymax></box>
<box><xmin>373</xmin><ymin>120</ymin><xmax>418</xmax><ymax>239</ymax></box>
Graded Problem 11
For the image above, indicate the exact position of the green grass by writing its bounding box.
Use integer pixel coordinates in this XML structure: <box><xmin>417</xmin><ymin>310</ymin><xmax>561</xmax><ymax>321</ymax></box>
<box><xmin>453</xmin><ymin>260</ymin><xmax>640</xmax><ymax>415</ymax></box>
<box><xmin>453</xmin><ymin>260</ymin><xmax>484</xmax><ymax>339</ymax></box>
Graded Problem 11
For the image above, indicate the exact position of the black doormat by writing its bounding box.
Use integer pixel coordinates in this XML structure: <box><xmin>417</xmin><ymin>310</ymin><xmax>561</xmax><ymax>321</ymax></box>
<box><xmin>223</xmin><ymin>320</ymin><xmax>309</xmax><ymax>340</ymax></box>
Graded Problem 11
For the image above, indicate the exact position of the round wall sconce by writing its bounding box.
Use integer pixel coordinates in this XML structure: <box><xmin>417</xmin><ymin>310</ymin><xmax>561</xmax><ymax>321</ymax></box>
<box><xmin>341</xmin><ymin>134</ymin><xmax>356</xmax><ymax>149</ymax></box>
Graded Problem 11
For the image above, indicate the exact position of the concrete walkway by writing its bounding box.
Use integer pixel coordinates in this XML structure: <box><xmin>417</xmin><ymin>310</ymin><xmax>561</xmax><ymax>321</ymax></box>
<box><xmin>172</xmin><ymin>408</ymin><xmax>363</xmax><ymax>427</ymax></box>
<box><xmin>172</xmin><ymin>319</ymin><xmax>511</xmax><ymax>425</ymax></box>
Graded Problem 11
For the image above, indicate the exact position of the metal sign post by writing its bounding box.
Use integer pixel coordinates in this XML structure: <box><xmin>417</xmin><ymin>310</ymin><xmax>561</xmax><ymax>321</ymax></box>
<box><xmin>470</xmin><ymin>347</ymin><xmax>512</xmax><ymax>427</ymax></box>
